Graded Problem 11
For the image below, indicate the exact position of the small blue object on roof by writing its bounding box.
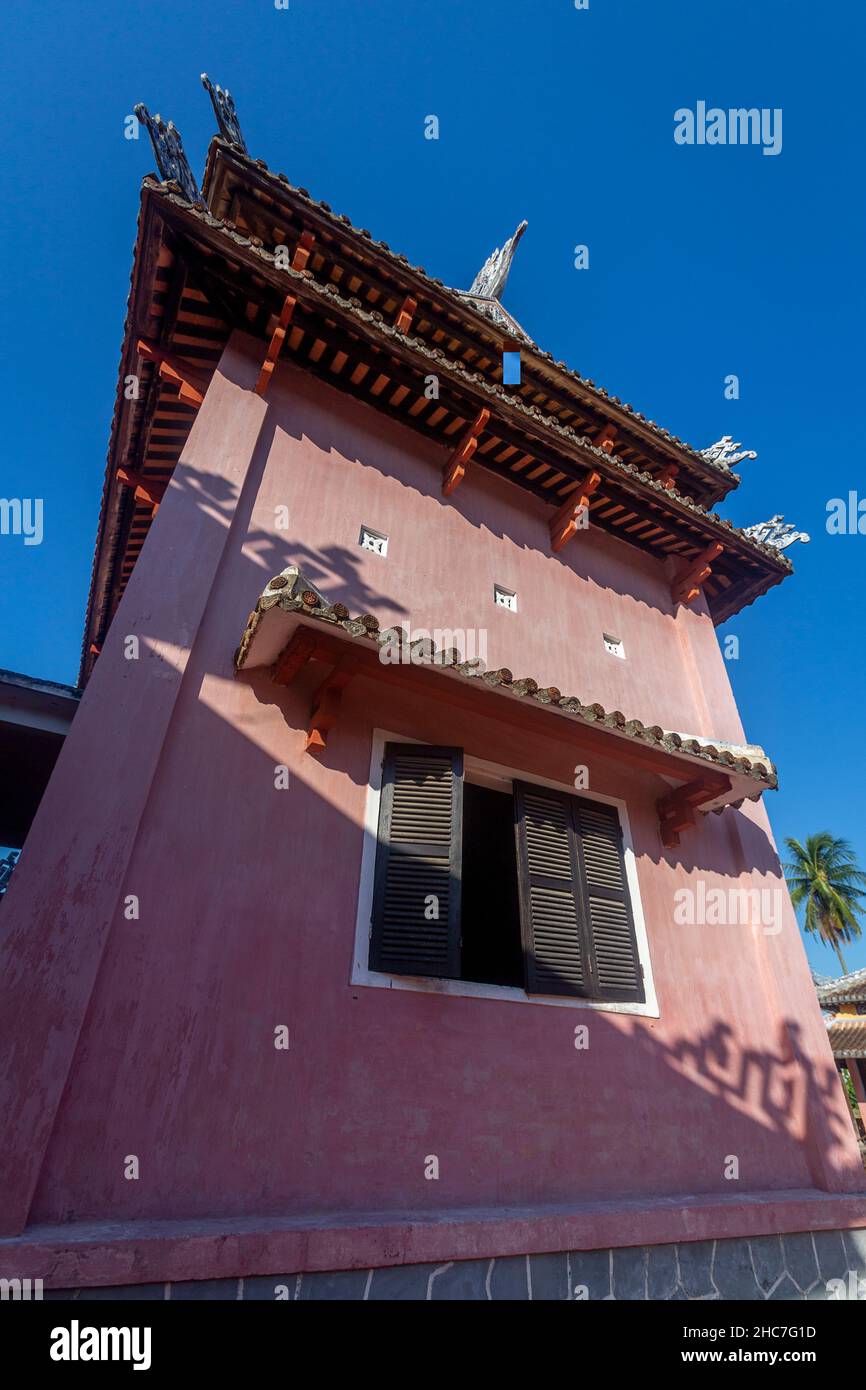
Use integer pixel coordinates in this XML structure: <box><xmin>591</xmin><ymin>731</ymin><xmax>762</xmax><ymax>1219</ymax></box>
<box><xmin>502</xmin><ymin>351</ymin><xmax>521</xmax><ymax>385</ymax></box>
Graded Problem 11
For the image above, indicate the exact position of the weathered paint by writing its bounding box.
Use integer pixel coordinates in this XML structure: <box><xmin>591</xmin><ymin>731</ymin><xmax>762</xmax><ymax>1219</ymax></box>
<box><xmin>0</xmin><ymin>332</ymin><xmax>863</xmax><ymax>1279</ymax></box>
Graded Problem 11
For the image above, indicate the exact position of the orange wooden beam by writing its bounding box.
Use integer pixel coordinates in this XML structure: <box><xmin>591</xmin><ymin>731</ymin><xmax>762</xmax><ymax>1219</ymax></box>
<box><xmin>305</xmin><ymin>658</ymin><xmax>358</xmax><ymax>755</ymax></box>
<box><xmin>672</xmin><ymin>542</ymin><xmax>724</xmax><ymax>607</ymax></box>
<box><xmin>115</xmin><ymin>466</ymin><xmax>168</xmax><ymax>514</ymax></box>
<box><xmin>549</xmin><ymin>470</ymin><xmax>602</xmax><ymax>552</ymax></box>
<box><xmin>595</xmin><ymin>424</ymin><xmax>618</xmax><ymax>455</ymax></box>
<box><xmin>442</xmin><ymin>408</ymin><xmax>490</xmax><ymax>496</ymax></box>
<box><xmin>136</xmin><ymin>339</ymin><xmax>209</xmax><ymax>408</ymax></box>
<box><xmin>291</xmin><ymin>230</ymin><xmax>315</xmax><ymax>272</ymax></box>
<box><xmin>254</xmin><ymin>293</ymin><xmax>297</xmax><ymax>396</ymax></box>
<box><xmin>394</xmin><ymin>295</ymin><xmax>417</xmax><ymax>335</ymax></box>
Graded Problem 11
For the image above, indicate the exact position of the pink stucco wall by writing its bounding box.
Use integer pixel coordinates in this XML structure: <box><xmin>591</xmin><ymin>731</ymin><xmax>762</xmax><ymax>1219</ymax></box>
<box><xmin>1</xmin><ymin>332</ymin><xmax>862</xmax><ymax>1254</ymax></box>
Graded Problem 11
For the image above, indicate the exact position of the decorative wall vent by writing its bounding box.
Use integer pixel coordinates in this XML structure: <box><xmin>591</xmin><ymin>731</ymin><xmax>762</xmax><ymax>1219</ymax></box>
<box><xmin>359</xmin><ymin>525</ymin><xmax>388</xmax><ymax>557</ymax></box>
<box><xmin>494</xmin><ymin>585</ymin><xmax>518</xmax><ymax>612</ymax></box>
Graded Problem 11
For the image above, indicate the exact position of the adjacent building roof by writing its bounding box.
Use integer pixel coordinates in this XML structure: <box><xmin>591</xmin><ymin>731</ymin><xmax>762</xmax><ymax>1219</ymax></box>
<box><xmin>817</xmin><ymin>967</ymin><xmax>866</xmax><ymax>1007</ymax></box>
<box><xmin>826</xmin><ymin>1016</ymin><xmax>866</xmax><ymax>1059</ymax></box>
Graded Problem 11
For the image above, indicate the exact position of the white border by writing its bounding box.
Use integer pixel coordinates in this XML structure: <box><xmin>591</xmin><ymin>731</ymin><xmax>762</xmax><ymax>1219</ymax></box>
<box><xmin>350</xmin><ymin>728</ymin><xmax>660</xmax><ymax>1016</ymax></box>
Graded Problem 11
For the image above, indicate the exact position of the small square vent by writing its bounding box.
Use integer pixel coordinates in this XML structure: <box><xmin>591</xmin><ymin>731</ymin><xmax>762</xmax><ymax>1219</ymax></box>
<box><xmin>359</xmin><ymin>525</ymin><xmax>388</xmax><ymax>557</ymax></box>
<box><xmin>603</xmin><ymin>633</ymin><xmax>625</xmax><ymax>659</ymax></box>
<box><xmin>494</xmin><ymin>585</ymin><xmax>518</xmax><ymax>612</ymax></box>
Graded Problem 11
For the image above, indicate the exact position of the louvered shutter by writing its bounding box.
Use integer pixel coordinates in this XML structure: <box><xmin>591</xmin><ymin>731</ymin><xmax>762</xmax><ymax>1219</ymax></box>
<box><xmin>513</xmin><ymin>782</ymin><xmax>589</xmax><ymax>997</ymax></box>
<box><xmin>514</xmin><ymin>783</ymin><xmax>644</xmax><ymax>1003</ymax></box>
<box><xmin>572</xmin><ymin>797</ymin><xmax>644</xmax><ymax>1003</ymax></box>
<box><xmin>369</xmin><ymin>744</ymin><xmax>463</xmax><ymax>978</ymax></box>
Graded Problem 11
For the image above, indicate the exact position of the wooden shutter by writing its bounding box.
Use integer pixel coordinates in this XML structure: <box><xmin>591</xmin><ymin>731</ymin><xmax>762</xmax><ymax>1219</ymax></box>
<box><xmin>369</xmin><ymin>744</ymin><xmax>463</xmax><ymax>979</ymax></box>
<box><xmin>572</xmin><ymin>797</ymin><xmax>644</xmax><ymax>1003</ymax></box>
<box><xmin>514</xmin><ymin>783</ymin><xmax>644</xmax><ymax>1003</ymax></box>
<box><xmin>513</xmin><ymin>782</ymin><xmax>588</xmax><ymax>997</ymax></box>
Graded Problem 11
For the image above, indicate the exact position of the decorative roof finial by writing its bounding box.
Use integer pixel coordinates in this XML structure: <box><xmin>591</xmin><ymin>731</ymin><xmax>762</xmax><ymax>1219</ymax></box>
<box><xmin>699</xmin><ymin>435</ymin><xmax>758</xmax><ymax>470</ymax></box>
<box><xmin>743</xmin><ymin>515</ymin><xmax>810</xmax><ymax>551</ymax></box>
<box><xmin>468</xmin><ymin>221</ymin><xmax>528</xmax><ymax>301</ymax></box>
<box><xmin>134</xmin><ymin>104</ymin><xmax>203</xmax><ymax>206</ymax></box>
<box><xmin>201</xmin><ymin>74</ymin><xmax>248</xmax><ymax>154</ymax></box>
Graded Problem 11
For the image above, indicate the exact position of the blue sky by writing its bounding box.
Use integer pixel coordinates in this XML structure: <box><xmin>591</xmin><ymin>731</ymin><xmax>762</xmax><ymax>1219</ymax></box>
<box><xmin>1</xmin><ymin>0</ymin><xmax>864</xmax><ymax>973</ymax></box>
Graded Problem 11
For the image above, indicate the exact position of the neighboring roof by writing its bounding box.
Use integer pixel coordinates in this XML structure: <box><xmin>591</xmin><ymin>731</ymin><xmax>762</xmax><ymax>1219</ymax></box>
<box><xmin>0</xmin><ymin>668</ymin><xmax>81</xmax><ymax>735</ymax></box>
<box><xmin>817</xmin><ymin>967</ymin><xmax>866</xmax><ymax>1007</ymax></box>
<box><xmin>234</xmin><ymin>566</ymin><xmax>777</xmax><ymax>816</ymax></box>
<box><xmin>826</xmin><ymin>1015</ymin><xmax>866</xmax><ymax>1059</ymax></box>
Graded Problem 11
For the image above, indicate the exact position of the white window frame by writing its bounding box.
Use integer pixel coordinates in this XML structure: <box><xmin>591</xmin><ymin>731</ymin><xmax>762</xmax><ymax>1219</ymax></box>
<box><xmin>350</xmin><ymin>727</ymin><xmax>659</xmax><ymax>1016</ymax></box>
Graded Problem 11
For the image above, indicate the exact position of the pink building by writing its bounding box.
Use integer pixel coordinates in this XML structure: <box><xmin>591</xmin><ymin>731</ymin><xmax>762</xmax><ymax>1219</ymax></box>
<box><xmin>1</xmin><ymin>81</ymin><xmax>864</xmax><ymax>1301</ymax></box>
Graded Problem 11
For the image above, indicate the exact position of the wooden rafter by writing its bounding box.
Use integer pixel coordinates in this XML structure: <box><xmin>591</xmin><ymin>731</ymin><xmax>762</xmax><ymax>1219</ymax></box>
<box><xmin>549</xmin><ymin>470</ymin><xmax>602</xmax><ymax>552</ymax></box>
<box><xmin>442</xmin><ymin>408</ymin><xmax>490</xmax><ymax>496</ymax></box>
<box><xmin>115</xmin><ymin>465</ymin><xmax>168</xmax><ymax>514</ymax></box>
<box><xmin>137</xmin><ymin>338</ymin><xmax>210</xmax><ymax>407</ymax></box>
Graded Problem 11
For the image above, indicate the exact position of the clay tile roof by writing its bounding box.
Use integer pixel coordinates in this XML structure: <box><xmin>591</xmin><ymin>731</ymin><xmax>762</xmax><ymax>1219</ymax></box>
<box><xmin>816</xmin><ymin>966</ymin><xmax>866</xmax><ymax>1006</ymax></box>
<box><xmin>234</xmin><ymin>565</ymin><xmax>777</xmax><ymax>810</ymax></box>
<box><xmin>826</xmin><ymin>1015</ymin><xmax>866</xmax><ymax>1058</ymax></box>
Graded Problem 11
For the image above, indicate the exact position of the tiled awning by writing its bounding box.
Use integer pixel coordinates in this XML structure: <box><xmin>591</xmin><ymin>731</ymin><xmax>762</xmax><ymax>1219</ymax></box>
<box><xmin>827</xmin><ymin>1016</ymin><xmax>866</xmax><ymax>1059</ymax></box>
<box><xmin>235</xmin><ymin>568</ymin><xmax>776</xmax><ymax>849</ymax></box>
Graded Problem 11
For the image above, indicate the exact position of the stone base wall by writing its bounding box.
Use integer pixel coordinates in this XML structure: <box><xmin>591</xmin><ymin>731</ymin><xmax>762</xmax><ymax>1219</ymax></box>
<box><xmin>34</xmin><ymin>1228</ymin><xmax>866</xmax><ymax>1301</ymax></box>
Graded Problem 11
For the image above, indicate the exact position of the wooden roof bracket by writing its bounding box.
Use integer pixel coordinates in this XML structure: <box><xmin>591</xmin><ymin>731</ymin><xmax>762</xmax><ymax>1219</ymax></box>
<box><xmin>672</xmin><ymin>542</ymin><xmax>724</xmax><ymax>607</ymax></box>
<box><xmin>549</xmin><ymin>469</ymin><xmax>602</xmax><ymax>552</ymax></box>
<box><xmin>291</xmin><ymin>230</ymin><xmax>315</xmax><ymax>272</ymax></box>
<box><xmin>115</xmin><ymin>466</ymin><xmax>168</xmax><ymax>516</ymax></box>
<box><xmin>305</xmin><ymin>657</ymin><xmax>357</xmax><ymax>755</ymax></box>
<box><xmin>595</xmin><ymin>424</ymin><xmax>618</xmax><ymax>455</ymax></box>
<box><xmin>136</xmin><ymin>338</ymin><xmax>210</xmax><ymax>408</ymax></box>
<box><xmin>442</xmin><ymin>408</ymin><xmax>490</xmax><ymax>496</ymax></box>
<box><xmin>255</xmin><ymin>293</ymin><xmax>297</xmax><ymax>396</ymax></box>
<box><xmin>658</xmin><ymin>773</ymin><xmax>732</xmax><ymax>849</ymax></box>
<box><xmin>394</xmin><ymin>295</ymin><xmax>417</xmax><ymax>335</ymax></box>
<box><xmin>268</xmin><ymin>628</ymin><xmax>357</xmax><ymax>755</ymax></box>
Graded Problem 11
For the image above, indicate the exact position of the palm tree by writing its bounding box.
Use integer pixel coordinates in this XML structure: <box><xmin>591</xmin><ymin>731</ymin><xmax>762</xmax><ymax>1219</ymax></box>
<box><xmin>784</xmin><ymin>833</ymin><xmax>866</xmax><ymax>974</ymax></box>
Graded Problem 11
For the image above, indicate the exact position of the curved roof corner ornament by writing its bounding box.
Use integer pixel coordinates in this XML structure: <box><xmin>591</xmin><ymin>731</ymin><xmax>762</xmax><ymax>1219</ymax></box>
<box><xmin>134</xmin><ymin>104</ymin><xmax>204</xmax><ymax>207</ymax></box>
<box><xmin>743</xmin><ymin>516</ymin><xmax>810</xmax><ymax>551</ymax></box>
<box><xmin>201</xmin><ymin>74</ymin><xmax>248</xmax><ymax>155</ymax></box>
<box><xmin>468</xmin><ymin>220</ymin><xmax>528</xmax><ymax>301</ymax></box>
<box><xmin>699</xmin><ymin>435</ymin><xmax>758</xmax><ymax>470</ymax></box>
